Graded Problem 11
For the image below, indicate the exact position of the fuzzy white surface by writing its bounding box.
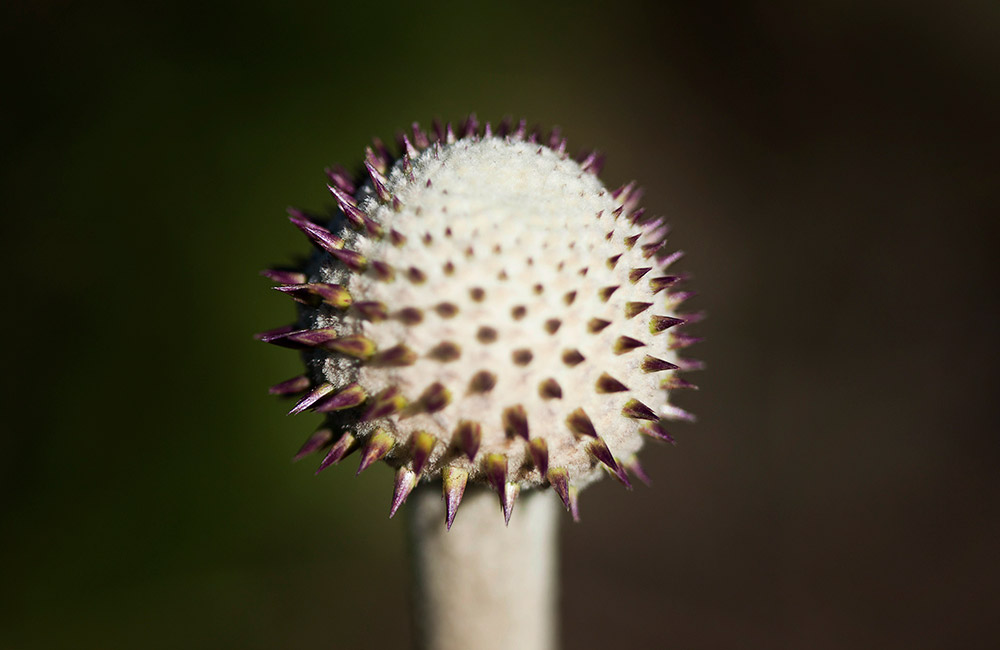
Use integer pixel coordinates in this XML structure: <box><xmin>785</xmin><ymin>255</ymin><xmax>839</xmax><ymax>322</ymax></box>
<box><xmin>310</xmin><ymin>138</ymin><xmax>684</xmax><ymax>489</ymax></box>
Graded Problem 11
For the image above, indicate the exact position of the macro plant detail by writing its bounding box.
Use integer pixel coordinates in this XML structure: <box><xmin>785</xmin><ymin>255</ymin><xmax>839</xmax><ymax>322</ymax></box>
<box><xmin>257</xmin><ymin>115</ymin><xmax>701</xmax><ymax>529</ymax></box>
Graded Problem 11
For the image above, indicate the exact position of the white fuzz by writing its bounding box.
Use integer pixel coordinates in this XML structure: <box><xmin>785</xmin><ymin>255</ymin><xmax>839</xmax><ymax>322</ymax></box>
<box><xmin>305</xmin><ymin>137</ymin><xmax>687</xmax><ymax>490</ymax></box>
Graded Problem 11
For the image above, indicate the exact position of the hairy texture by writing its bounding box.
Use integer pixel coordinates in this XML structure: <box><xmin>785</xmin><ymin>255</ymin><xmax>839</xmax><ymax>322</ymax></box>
<box><xmin>258</xmin><ymin>117</ymin><xmax>701</xmax><ymax>525</ymax></box>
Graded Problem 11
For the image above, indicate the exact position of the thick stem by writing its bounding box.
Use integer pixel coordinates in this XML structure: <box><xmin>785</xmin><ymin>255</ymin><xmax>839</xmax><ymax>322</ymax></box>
<box><xmin>407</xmin><ymin>484</ymin><xmax>559</xmax><ymax>650</ymax></box>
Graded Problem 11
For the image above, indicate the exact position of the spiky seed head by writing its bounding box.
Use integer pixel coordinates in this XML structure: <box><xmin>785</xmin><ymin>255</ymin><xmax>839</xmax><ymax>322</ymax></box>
<box><xmin>259</xmin><ymin>116</ymin><xmax>701</xmax><ymax>526</ymax></box>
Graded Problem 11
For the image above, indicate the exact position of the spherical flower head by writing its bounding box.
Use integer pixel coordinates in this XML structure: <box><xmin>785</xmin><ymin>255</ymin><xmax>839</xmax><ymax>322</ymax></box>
<box><xmin>258</xmin><ymin>118</ymin><xmax>701</xmax><ymax>526</ymax></box>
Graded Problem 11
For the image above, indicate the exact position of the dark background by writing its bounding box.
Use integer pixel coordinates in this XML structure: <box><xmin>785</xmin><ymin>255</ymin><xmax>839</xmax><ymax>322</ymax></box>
<box><xmin>2</xmin><ymin>1</ymin><xmax>998</xmax><ymax>648</ymax></box>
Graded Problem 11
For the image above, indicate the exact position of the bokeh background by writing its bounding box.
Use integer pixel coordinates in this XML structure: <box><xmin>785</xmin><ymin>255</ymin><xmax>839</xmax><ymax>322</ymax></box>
<box><xmin>2</xmin><ymin>1</ymin><xmax>998</xmax><ymax>648</ymax></box>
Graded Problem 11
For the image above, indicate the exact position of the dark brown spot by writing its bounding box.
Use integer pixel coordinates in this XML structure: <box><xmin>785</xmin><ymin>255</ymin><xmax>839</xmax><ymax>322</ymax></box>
<box><xmin>595</xmin><ymin>373</ymin><xmax>629</xmax><ymax>393</ymax></box>
<box><xmin>354</xmin><ymin>301</ymin><xmax>388</xmax><ymax>321</ymax></box>
<box><xmin>428</xmin><ymin>341</ymin><xmax>461</xmax><ymax>362</ymax></box>
<box><xmin>538</xmin><ymin>379</ymin><xmax>563</xmax><ymax>400</ymax></box>
<box><xmin>422</xmin><ymin>232</ymin><xmax>433</xmax><ymax>245</ymax></box>
<box><xmin>629</xmin><ymin>267</ymin><xmax>651</xmax><ymax>283</ymax></box>
<box><xmin>650</xmin><ymin>276</ymin><xmax>680</xmax><ymax>294</ymax></box>
<box><xmin>502</xmin><ymin>405</ymin><xmax>529</xmax><ymax>439</ymax></box>
<box><xmin>578</xmin><ymin>267</ymin><xmax>588</xmax><ymax>277</ymax></box>
<box><xmin>454</xmin><ymin>421</ymin><xmax>482</xmax><ymax>461</ymax></box>
<box><xmin>497</xmin><ymin>270</ymin><xmax>509</xmax><ymax>281</ymax></box>
<box><xmin>434</xmin><ymin>302</ymin><xmax>459</xmax><ymax>318</ymax></box>
<box><xmin>533</xmin><ymin>283</ymin><xmax>544</xmax><ymax>295</ymax></box>
<box><xmin>477</xmin><ymin>326</ymin><xmax>498</xmax><ymax>343</ymax></box>
<box><xmin>562</xmin><ymin>349</ymin><xmax>585</xmax><ymax>366</ymax></box>
<box><xmin>605</xmin><ymin>230</ymin><xmax>615</xmax><ymax>241</ymax></box>
<box><xmin>512</xmin><ymin>349</ymin><xmax>533</xmax><ymax>366</ymax></box>
<box><xmin>443</xmin><ymin>261</ymin><xmax>455</xmax><ymax>275</ymax></box>
<box><xmin>529</xmin><ymin>438</ymin><xmax>548</xmax><ymax>476</ymax></box>
<box><xmin>587</xmin><ymin>318</ymin><xmax>611</xmax><ymax>333</ymax></box>
<box><xmin>469</xmin><ymin>287</ymin><xmax>485</xmax><ymax>302</ymax></box>
<box><xmin>396</xmin><ymin>307</ymin><xmax>423</xmax><ymax>325</ymax></box>
<box><xmin>544</xmin><ymin>319</ymin><xmax>561</xmax><ymax>334</ymax></box>
<box><xmin>468</xmin><ymin>370</ymin><xmax>497</xmax><ymax>394</ymax></box>
<box><xmin>614</xmin><ymin>336</ymin><xmax>646</xmax><ymax>354</ymax></box>
<box><xmin>606</xmin><ymin>254</ymin><xmax>622</xmax><ymax>269</ymax></box>
<box><xmin>418</xmin><ymin>382</ymin><xmax>451</xmax><ymax>413</ymax></box>
<box><xmin>492</xmin><ymin>244</ymin><xmax>502</xmax><ymax>254</ymax></box>
<box><xmin>370</xmin><ymin>344</ymin><xmax>418</xmax><ymax>367</ymax></box>
<box><xmin>598</xmin><ymin>286</ymin><xmax>619</xmax><ymax>302</ymax></box>
<box><xmin>566</xmin><ymin>408</ymin><xmax>597</xmax><ymax>437</ymax></box>
<box><xmin>624</xmin><ymin>233</ymin><xmax>641</xmax><ymax>249</ymax></box>
<box><xmin>390</xmin><ymin>229</ymin><xmax>407</xmax><ymax>247</ymax></box>
<box><xmin>641</xmin><ymin>355</ymin><xmax>680</xmax><ymax>373</ymax></box>
<box><xmin>622</xmin><ymin>398</ymin><xmax>658</xmax><ymax>421</ymax></box>
<box><xmin>563</xmin><ymin>291</ymin><xmax>577</xmax><ymax>306</ymax></box>
<box><xmin>625</xmin><ymin>302</ymin><xmax>653</xmax><ymax>319</ymax></box>
<box><xmin>370</xmin><ymin>261</ymin><xmax>395</xmax><ymax>282</ymax></box>
<box><xmin>650</xmin><ymin>315</ymin><xmax>685</xmax><ymax>333</ymax></box>
<box><xmin>407</xmin><ymin>267</ymin><xmax>427</xmax><ymax>284</ymax></box>
<box><xmin>511</xmin><ymin>305</ymin><xmax>527</xmax><ymax>320</ymax></box>
<box><xmin>444</xmin><ymin>227</ymin><xmax>453</xmax><ymax>237</ymax></box>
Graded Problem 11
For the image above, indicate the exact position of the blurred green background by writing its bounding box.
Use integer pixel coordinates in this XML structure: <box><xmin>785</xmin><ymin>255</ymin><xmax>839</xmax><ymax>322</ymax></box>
<box><xmin>2</xmin><ymin>1</ymin><xmax>997</xmax><ymax>648</ymax></box>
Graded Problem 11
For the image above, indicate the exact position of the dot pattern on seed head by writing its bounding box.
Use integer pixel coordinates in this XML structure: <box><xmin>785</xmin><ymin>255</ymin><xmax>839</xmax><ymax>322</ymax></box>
<box><xmin>259</xmin><ymin>116</ymin><xmax>701</xmax><ymax>526</ymax></box>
